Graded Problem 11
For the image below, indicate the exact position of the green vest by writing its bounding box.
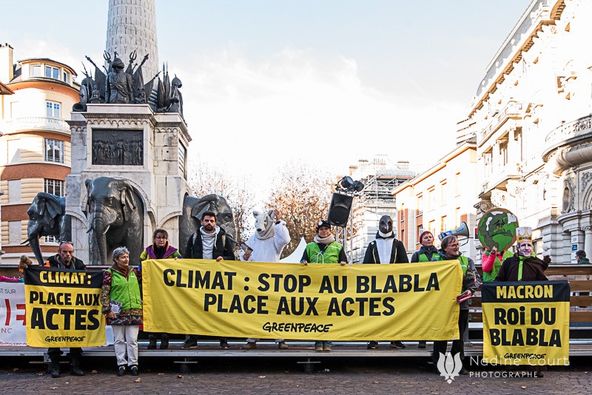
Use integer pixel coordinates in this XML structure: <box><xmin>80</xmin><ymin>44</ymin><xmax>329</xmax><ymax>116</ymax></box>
<box><xmin>458</xmin><ymin>255</ymin><xmax>469</xmax><ymax>275</ymax></box>
<box><xmin>418</xmin><ymin>252</ymin><xmax>443</xmax><ymax>262</ymax></box>
<box><xmin>108</xmin><ymin>268</ymin><xmax>142</xmax><ymax>311</ymax></box>
<box><xmin>305</xmin><ymin>241</ymin><xmax>342</xmax><ymax>263</ymax></box>
<box><xmin>482</xmin><ymin>257</ymin><xmax>502</xmax><ymax>283</ymax></box>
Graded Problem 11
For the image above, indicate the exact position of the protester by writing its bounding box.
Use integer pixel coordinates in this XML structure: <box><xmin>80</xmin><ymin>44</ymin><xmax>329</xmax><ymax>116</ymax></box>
<box><xmin>0</xmin><ymin>255</ymin><xmax>31</xmax><ymax>282</ymax></box>
<box><xmin>432</xmin><ymin>235</ymin><xmax>479</xmax><ymax>374</ymax></box>
<box><xmin>481</xmin><ymin>246</ymin><xmax>511</xmax><ymax>283</ymax></box>
<box><xmin>44</xmin><ymin>242</ymin><xmax>86</xmax><ymax>378</ymax></box>
<box><xmin>301</xmin><ymin>220</ymin><xmax>348</xmax><ymax>352</ymax></box>
<box><xmin>140</xmin><ymin>229</ymin><xmax>182</xmax><ymax>350</ymax></box>
<box><xmin>363</xmin><ymin>215</ymin><xmax>408</xmax><ymax>350</ymax></box>
<box><xmin>101</xmin><ymin>247</ymin><xmax>142</xmax><ymax>376</ymax></box>
<box><xmin>576</xmin><ymin>250</ymin><xmax>590</xmax><ymax>264</ymax></box>
<box><xmin>184</xmin><ymin>211</ymin><xmax>235</xmax><ymax>350</ymax></box>
<box><xmin>243</xmin><ymin>209</ymin><xmax>291</xmax><ymax>350</ymax></box>
<box><xmin>409</xmin><ymin>230</ymin><xmax>442</xmax><ymax>349</ymax></box>
<box><xmin>496</xmin><ymin>227</ymin><xmax>548</xmax><ymax>281</ymax></box>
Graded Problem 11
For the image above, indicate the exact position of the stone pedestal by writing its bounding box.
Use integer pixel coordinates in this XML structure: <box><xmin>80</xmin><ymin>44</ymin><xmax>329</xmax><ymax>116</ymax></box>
<box><xmin>66</xmin><ymin>104</ymin><xmax>191</xmax><ymax>264</ymax></box>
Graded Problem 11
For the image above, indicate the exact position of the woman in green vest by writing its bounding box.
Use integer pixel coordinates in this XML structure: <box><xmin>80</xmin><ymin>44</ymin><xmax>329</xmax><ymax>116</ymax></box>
<box><xmin>101</xmin><ymin>246</ymin><xmax>142</xmax><ymax>377</ymax></box>
<box><xmin>410</xmin><ymin>231</ymin><xmax>441</xmax><ymax>263</ymax></box>
<box><xmin>301</xmin><ymin>220</ymin><xmax>348</xmax><ymax>352</ymax></box>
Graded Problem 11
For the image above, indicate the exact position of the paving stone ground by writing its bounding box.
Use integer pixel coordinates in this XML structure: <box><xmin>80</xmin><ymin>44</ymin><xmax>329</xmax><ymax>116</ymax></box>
<box><xmin>0</xmin><ymin>357</ymin><xmax>590</xmax><ymax>394</ymax></box>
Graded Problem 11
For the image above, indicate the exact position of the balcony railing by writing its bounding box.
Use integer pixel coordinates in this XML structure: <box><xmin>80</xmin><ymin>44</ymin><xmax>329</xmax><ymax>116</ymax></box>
<box><xmin>478</xmin><ymin>100</ymin><xmax>522</xmax><ymax>142</ymax></box>
<box><xmin>545</xmin><ymin>114</ymin><xmax>592</xmax><ymax>148</ymax></box>
<box><xmin>0</xmin><ymin>116</ymin><xmax>70</xmax><ymax>134</ymax></box>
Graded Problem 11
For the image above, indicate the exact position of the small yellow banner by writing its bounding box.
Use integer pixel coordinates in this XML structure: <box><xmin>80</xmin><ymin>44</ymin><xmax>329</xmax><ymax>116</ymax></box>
<box><xmin>24</xmin><ymin>267</ymin><xmax>106</xmax><ymax>348</ymax></box>
<box><xmin>143</xmin><ymin>259</ymin><xmax>462</xmax><ymax>341</ymax></box>
<box><xmin>482</xmin><ymin>281</ymin><xmax>570</xmax><ymax>366</ymax></box>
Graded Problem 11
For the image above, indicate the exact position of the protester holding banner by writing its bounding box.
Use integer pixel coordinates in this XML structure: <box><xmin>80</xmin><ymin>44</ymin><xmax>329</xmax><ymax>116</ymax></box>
<box><xmin>301</xmin><ymin>220</ymin><xmax>348</xmax><ymax>352</ymax></box>
<box><xmin>496</xmin><ymin>227</ymin><xmax>548</xmax><ymax>281</ymax></box>
<box><xmin>432</xmin><ymin>235</ymin><xmax>479</xmax><ymax>373</ymax></box>
<box><xmin>410</xmin><ymin>231</ymin><xmax>441</xmax><ymax>263</ymax></box>
<box><xmin>43</xmin><ymin>242</ymin><xmax>87</xmax><ymax>378</ymax></box>
<box><xmin>140</xmin><ymin>228</ymin><xmax>181</xmax><ymax>350</ymax></box>
<box><xmin>363</xmin><ymin>215</ymin><xmax>408</xmax><ymax>350</ymax></box>
<box><xmin>183</xmin><ymin>211</ymin><xmax>235</xmax><ymax>350</ymax></box>
<box><xmin>244</xmin><ymin>209</ymin><xmax>291</xmax><ymax>350</ymax></box>
<box><xmin>101</xmin><ymin>247</ymin><xmax>142</xmax><ymax>376</ymax></box>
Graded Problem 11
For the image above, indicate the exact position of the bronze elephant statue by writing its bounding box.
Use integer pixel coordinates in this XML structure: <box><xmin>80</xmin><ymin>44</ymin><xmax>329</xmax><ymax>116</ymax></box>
<box><xmin>85</xmin><ymin>177</ymin><xmax>144</xmax><ymax>265</ymax></box>
<box><xmin>179</xmin><ymin>194</ymin><xmax>236</xmax><ymax>257</ymax></box>
<box><xmin>25</xmin><ymin>192</ymin><xmax>71</xmax><ymax>265</ymax></box>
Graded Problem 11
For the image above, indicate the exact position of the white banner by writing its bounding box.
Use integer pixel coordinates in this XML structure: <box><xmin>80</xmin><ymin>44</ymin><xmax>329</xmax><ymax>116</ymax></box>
<box><xmin>0</xmin><ymin>283</ymin><xmax>27</xmax><ymax>345</ymax></box>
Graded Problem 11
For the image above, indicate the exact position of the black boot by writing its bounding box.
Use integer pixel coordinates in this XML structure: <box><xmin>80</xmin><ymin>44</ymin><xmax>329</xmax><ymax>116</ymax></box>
<box><xmin>160</xmin><ymin>334</ymin><xmax>169</xmax><ymax>350</ymax></box>
<box><xmin>48</xmin><ymin>356</ymin><xmax>60</xmax><ymax>378</ymax></box>
<box><xmin>70</xmin><ymin>354</ymin><xmax>84</xmax><ymax>376</ymax></box>
<box><xmin>148</xmin><ymin>335</ymin><xmax>157</xmax><ymax>350</ymax></box>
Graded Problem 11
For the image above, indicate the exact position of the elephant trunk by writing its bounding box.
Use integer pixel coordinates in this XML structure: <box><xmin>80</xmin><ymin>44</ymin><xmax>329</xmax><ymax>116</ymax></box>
<box><xmin>89</xmin><ymin>217</ymin><xmax>109</xmax><ymax>265</ymax></box>
<box><xmin>29</xmin><ymin>235</ymin><xmax>44</xmax><ymax>266</ymax></box>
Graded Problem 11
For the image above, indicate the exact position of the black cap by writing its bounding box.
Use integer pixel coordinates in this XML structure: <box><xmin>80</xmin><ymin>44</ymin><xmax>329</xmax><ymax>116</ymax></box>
<box><xmin>316</xmin><ymin>220</ymin><xmax>331</xmax><ymax>231</ymax></box>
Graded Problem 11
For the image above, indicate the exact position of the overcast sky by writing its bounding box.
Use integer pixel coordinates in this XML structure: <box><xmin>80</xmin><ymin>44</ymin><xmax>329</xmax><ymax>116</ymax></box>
<box><xmin>0</xmin><ymin>0</ymin><xmax>530</xmax><ymax>196</ymax></box>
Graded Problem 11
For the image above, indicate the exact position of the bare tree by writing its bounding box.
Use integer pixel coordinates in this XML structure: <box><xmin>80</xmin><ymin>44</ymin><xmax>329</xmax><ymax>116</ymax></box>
<box><xmin>187</xmin><ymin>164</ymin><xmax>255</xmax><ymax>245</ymax></box>
<box><xmin>265</xmin><ymin>163</ymin><xmax>334</xmax><ymax>257</ymax></box>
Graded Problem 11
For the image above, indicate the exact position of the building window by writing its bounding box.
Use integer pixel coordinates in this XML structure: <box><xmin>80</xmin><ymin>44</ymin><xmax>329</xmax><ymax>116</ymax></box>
<box><xmin>45</xmin><ymin>65</ymin><xmax>60</xmax><ymax>80</ymax></box>
<box><xmin>62</xmin><ymin>71</ymin><xmax>70</xmax><ymax>84</ymax></box>
<box><xmin>499</xmin><ymin>140</ymin><xmax>508</xmax><ymax>166</ymax></box>
<box><xmin>30</xmin><ymin>65</ymin><xmax>42</xmax><ymax>77</ymax></box>
<box><xmin>441</xmin><ymin>215</ymin><xmax>448</xmax><ymax>232</ymax></box>
<box><xmin>8</xmin><ymin>180</ymin><xmax>21</xmax><ymax>203</ymax></box>
<box><xmin>46</xmin><ymin>101</ymin><xmax>61</xmax><ymax>118</ymax></box>
<box><xmin>9</xmin><ymin>221</ymin><xmax>21</xmax><ymax>245</ymax></box>
<box><xmin>44</xmin><ymin>179</ymin><xmax>64</xmax><ymax>196</ymax></box>
<box><xmin>44</xmin><ymin>235</ymin><xmax>58</xmax><ymax>244</ymax></box>
<box><xmin>45</xmin><ymin>139</ymin><xmax>64</xmax><ymax>163</ymax></box>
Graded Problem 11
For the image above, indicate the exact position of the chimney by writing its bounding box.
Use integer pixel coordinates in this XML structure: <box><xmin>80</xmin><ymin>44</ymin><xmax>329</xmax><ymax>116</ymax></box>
<box><xmin>0</xmin><ymin>43</ymin><xmax>14</xmax><ymax>84</ymax></box>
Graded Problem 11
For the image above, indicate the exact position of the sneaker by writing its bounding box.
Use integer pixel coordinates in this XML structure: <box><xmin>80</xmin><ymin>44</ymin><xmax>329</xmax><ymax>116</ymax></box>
<box><xmin>147</xmin><ymin>338</ymin><xmax>157</xmax><ymax>350</ymax></box>
<box><xmin>278</xmin><ymin>341</ymin><xmax>289</xmax><ymax>350</ymax></box>
<box><xmin>129</xmin><ymin>365</ymin><xmax>139</xmax><ymax>376</ymax></box>
<box><xmin>367</xmin><ymin>341</ymin><xmax>378</xmax><ymax>350</ymax></box>
<box><xmin>390</xmin><ymin>341</ymin><xmax>406</xmax><ymax>349</ymax></box>
<box><xmin>117</xmin><ymin>365</ymin><xmax>126</xmax><ymax>377</ymax></box>
<box><xmin>323</xmin><ymin>344</ymin><xmax>332</xmax><ymax>352</ymax></box>
<box><xmin>418</xmin><ymin>341</ymin><xmax>427</xmax><ymax>349</ymax></box>
<box><xmin>160</xmin><ymin>337</ymin><xmax>169</xmax><ymax>350</ymax></box>
<box><xmin>220</xmin><ymin>340</ymin><xmax>230</xmax><ymax>350</ymax></box>
<box><xmin>244</xmin><ymin>342</ymin><xmax>257</xmax><ymax>350</ymax></box>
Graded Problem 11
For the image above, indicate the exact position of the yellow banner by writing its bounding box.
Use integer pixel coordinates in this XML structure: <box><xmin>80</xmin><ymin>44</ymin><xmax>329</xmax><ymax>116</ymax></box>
<box><xmin>482</xmin><ymin>281</ymin><xmax>570</xmax><ymax>366</ymax></box>
<box><xmin>24</xmin><ymin>268</ymin><xmax>106</xmax><ymax>348</ymax></box>
<box><xmin>143</xmin><ymin>259</ymin><xmax>462</xmax><ymax>340</ymax></box>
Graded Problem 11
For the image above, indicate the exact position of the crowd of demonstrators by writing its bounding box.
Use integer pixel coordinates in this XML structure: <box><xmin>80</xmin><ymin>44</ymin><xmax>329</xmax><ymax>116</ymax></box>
<box><xmin>101</xmin><ymin>246</ymin><xmax>143</xmax><ymax>377</ymax></box>
<box><xmin>183</xmin><ymin>211</ymin><xmax>235</xmax><ymax>350</ymax></box>
<box><xmin>363</xmin><ymin>215</ymin><xmax>408</xmax><ymax>350</ymax></box>
<box><xmin>301</xmin><ymin>220</ymin><xmax>348</xmax><ymax>352</ymax></box>
<box><xmin>16</xmin><ymin>213</ymin><xmax>559</xmax><ymax>378</ymax></box>
<box><xmin>46</xmin><ymin>242</ymin><xmax>87</xmax><ymax>378</ymax></box>
<box><xmin>139</xmin><ymin>228</ymin><xmax>182</xmax><ymax>350</ymax></box>
<box><xmin>243</xmin><ymin>209</ymin><xmax>291</xmax><ymax>350</ymax></box>
<box><xmin>431</xmin><ymin>234</ymin><xmax>480</xmax><ymax>375</ymax></box>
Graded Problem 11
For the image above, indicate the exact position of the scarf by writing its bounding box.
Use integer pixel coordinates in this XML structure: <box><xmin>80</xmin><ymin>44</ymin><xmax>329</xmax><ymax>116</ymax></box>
<box><xmin>314</xmin><ymin>234</ymin><xmax>335</xmax><ymax>245</ymax></box>
<box><xmin>255</xmin><ymin>222</ymin><xmax>275</xmax><ymax>240</ymax></box>
<box><xmin>377</xmin><ymin>230</ymin><xmax>394</xmax><ymax>239</ymax></box>
<box><xmin>201</xmin><ymin>226</ymin><xmax>219</xmax><ymax>259</ymax></box>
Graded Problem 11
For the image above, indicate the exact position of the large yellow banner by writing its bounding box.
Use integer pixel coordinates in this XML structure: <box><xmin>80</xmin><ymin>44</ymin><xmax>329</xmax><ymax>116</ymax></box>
<box><xmin>482</xmin><ymin>281</ymin><xmax>570</xmax><ymax>366</ymax></box>
<box><xmin>143</xmin><ymin>259</ymin><xmax>462</xmax><ymax>340</ymax></box>
<box><xmin>24</xmin><ymin>267</ymin><xmax>106</xmax><ymax>347</ymax></box>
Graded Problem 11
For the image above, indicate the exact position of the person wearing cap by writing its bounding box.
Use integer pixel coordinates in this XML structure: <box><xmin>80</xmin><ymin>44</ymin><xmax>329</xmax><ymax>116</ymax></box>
<box><xmin>363</xmin><ymin>215</ymin><xmax>408</xmax><ymax>350</ymax></box>
<box><xmin>496</xmin><ymin>227</ymin><xmax>548</xmax><ymax>281</ymax></box>
<box><xmin>301</xmin><ymin>220</ymin><xmax>348</xmax><ymax>352</ymax></box>
<box><xmin>432</xmin><ymin>234</ymin><xmax>479</xmax><ymax>374</ymax></box>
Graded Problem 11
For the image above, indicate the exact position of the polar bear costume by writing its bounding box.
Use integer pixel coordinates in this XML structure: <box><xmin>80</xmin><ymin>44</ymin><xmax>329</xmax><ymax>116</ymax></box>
<box><xmin>244</xmin><ymin>210</ymin><xmax>291</xmax><ymax>262</ymax></box>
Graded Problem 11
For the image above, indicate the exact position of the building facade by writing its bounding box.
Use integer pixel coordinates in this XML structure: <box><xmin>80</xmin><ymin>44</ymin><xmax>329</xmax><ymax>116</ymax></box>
<box><xmin>0</xmin><ymin>44</ymin><xmax>78</xmax><ymax>263</ymax></box>
<box><xmin>458</xmin><ymin>0</ymin><xmax>592</xmax><ymax>263</ymax></box>
<box><xmin>346</xmin><ymin>157</ymin><xmax>415</xmax><ymax>262</ymax></box>
<box><xmin>392</xmin><ymin>143</ymin><xmax>478</xmax><ymax>259</ymax></box>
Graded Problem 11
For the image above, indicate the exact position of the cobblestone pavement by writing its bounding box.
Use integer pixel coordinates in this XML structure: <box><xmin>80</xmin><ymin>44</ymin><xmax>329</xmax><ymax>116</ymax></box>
<box><xmin>0</xmin><ymin>358</ymin><xmax>591</xmax><ymax>395</ymax></box>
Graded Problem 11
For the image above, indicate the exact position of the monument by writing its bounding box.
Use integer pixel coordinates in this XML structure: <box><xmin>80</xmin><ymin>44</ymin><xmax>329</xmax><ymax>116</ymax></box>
<box><xmin>66</xmin><ymin>0</ymin><xmax>191</xmax><ymax>265</ymax></box>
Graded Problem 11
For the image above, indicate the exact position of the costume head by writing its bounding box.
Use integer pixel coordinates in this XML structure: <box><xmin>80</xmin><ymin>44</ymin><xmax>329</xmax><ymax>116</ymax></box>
<box><xmin>516</xmin><ymin>227</ymin><xmax>534</xmax><ymax>257</ymax></box>
<box><xmin>253</xmin><ymin>210</ymin><xmax>276</xmax><ymax>240</ymax></box>
<box><xmin>379</xmin><ymin>215</ymin><xmax>393</xmax><ymax>234</ymax></box>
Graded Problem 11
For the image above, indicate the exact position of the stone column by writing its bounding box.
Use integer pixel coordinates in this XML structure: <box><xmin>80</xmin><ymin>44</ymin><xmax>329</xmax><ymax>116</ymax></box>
<box><xmin>585</xmin><ymin>227</ymin><xmax>592</xmax><ymax>261</ymax></box>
